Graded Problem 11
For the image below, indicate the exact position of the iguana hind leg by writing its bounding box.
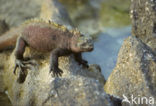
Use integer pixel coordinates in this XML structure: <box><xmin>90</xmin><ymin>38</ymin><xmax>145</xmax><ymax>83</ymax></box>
<box><xmin>13</xmin><ymin>37</ymin><xmax>35</xmax><ymax>74</ymax></box>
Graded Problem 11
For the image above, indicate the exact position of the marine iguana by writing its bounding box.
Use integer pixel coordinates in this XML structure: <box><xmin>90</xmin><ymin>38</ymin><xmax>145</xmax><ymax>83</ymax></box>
<box><xmin>0</xmin><ymin>19</ymin><xmax>94</xmax><ymax>77</ymax></box>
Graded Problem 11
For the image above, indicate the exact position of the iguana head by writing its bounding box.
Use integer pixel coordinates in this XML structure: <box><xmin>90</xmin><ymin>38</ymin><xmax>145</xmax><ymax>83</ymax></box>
<box><xmin>70</xmin><ymin>31</ymin><xmax>94</xmax><ymax>52</ymax></box>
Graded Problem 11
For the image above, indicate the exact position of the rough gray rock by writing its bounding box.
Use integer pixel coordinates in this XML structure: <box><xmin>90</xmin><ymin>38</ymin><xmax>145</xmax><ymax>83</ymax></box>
<box><xmin>131</xmin><ymin>0</ymin><xmax>156</xmax><ymax>51</ymax></box>
<box><xmin>2</xmin><ymin>51</ymin><xmax>111</xmax><ymax>106</ymax></box>
<box><xmin>0</xmin><ymin>0</ymin><xmax>42</xmax><ymax>27</ymax></box>
<box><xmin>104</xmin><ymin>36</ymin><xmax>156</xmax><ymax>105</ymax></box>
<box><xmin>9</xmin><ymin>64</ymin><xmax>114</xmax><ymax>106</ymax></box>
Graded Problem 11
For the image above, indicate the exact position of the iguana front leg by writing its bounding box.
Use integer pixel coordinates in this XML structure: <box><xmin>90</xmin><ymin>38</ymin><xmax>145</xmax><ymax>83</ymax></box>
<box><xmin>74</xmin><ymin>53</ymin><xmax>89</xmax><ymax>68</ymax></box>
<box><xmin>13</xmin><ymin>37</ymin><xmax>35</xmax><ymax>74</ymax></box>
<box><xmin>49</xmin><ymin>48</ymin><xmax>66</xmax><ymax>77</ymax></box>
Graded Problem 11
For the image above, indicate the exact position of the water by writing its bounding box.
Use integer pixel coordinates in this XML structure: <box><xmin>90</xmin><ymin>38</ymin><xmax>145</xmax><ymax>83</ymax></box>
<box><xmin>83</xmin><ymin>26</ymin><xmax>131</xmax><ymax>79</ymax></box>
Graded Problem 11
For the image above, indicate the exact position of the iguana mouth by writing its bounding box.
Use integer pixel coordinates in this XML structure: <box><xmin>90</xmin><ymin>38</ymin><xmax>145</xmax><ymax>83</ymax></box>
<box><xmin>88</xmin><ymin>46</ymin><xmax>94</xmax><ymax>51</ymax></box>
<box><xmin>82</xmin><ymin>43</ymin><xmax>94</xmax><ymax>51</ymax></box>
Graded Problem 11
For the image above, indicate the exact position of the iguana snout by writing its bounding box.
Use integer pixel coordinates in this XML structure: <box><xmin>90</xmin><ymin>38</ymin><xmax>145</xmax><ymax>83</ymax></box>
<box><xmin>71</xmin><ymin>35</ymin><xmax>94</xmax><ymax>53</ymax></box>
<box><xmin>77</xmin><ymin>36</ymin><xmax>94</xmax><ymax>52</ymax></box>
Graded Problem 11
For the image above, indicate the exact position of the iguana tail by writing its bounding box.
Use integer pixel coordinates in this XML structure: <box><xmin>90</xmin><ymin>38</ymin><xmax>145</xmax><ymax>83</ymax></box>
<box><xmin>0</xmin><ymin>27</ymin><xmax>21</xmax><ymax>51</ymax></box>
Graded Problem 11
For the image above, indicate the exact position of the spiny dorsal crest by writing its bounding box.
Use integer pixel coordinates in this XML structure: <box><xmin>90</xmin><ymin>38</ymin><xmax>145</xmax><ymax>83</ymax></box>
<box><xmin>23</xmin><ymin>18</ymin><xmax>82</xmax><ymax>35</ymax></box>
<box><xmin>70</xmin><ymin>28</ymin><xmax>81</xmax><ymax>36</ymax></box>
<box><xmin>48</xmin><ymin>20</ymin><xmax>67</xmax><ymax>31</ymax></box>
<box><xmin>23</xmin><ymin>18</ymin><xmax>68</xmax><ymax>31</ymax></box>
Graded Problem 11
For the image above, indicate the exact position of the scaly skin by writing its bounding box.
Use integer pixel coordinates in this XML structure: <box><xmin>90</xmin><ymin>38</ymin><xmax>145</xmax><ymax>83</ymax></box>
<box><xmin>0</xmin><ymin>19</ymin><xmax>94</xmax><ymax>77</ymax></box>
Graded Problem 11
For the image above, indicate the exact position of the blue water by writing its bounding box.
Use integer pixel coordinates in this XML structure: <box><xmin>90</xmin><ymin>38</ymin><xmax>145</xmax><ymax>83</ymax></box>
<box><xmin>83</xmin><ymin>26</ymin><xmax>131</xmax><ymax>79</ymax></box>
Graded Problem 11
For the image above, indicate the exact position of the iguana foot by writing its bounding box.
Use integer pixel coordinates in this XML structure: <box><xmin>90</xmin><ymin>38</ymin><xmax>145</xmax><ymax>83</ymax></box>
<box><xmin>79</xmin><ymin>60</ymin><xmax>89</xmax><ymax>68</ymax></box>
<box><xmin>49</xmin><ymin>67</ymin><xmax>63</xmax><ymax>77</ymax></box>
<box><xmin>13</xmin><ymin>59</ymin><xmax>36</xmax><ymax>75</ymax></box>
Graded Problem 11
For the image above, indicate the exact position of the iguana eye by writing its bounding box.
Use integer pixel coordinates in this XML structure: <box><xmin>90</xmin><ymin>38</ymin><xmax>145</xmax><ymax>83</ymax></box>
<box><xmin>77</xmin><ymin>37</ymin><xmax>83</xmax><ymax>43</ymax></box>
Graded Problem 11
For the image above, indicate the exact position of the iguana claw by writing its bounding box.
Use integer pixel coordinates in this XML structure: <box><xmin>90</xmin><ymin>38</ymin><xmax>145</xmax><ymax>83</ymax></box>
<box><xmin>49</xmin><ymin>67</ymin><xmax>63</xmax><ymax>77</ymax></box>
<box><xmin>13</xmin><ymin>59</ymin><xmax>36</xmax><ymax>75</ymax></box>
